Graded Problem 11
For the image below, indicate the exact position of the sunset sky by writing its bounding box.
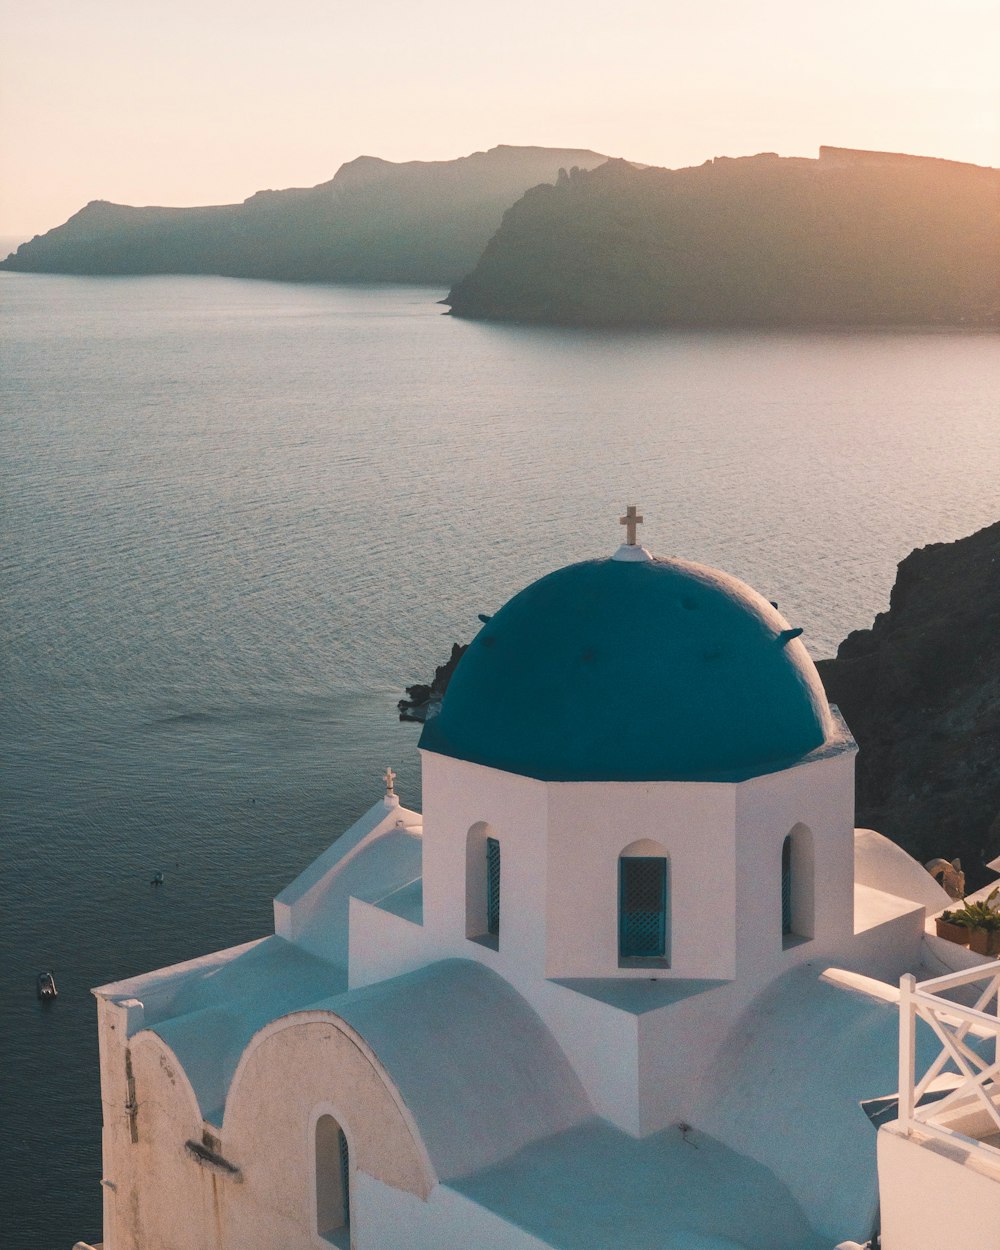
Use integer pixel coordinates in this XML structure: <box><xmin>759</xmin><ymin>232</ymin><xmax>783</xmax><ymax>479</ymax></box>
<box><xmin>1</xmin><ymin>0</ymin><xmax>997</xmax><ymax>239</ymax></box>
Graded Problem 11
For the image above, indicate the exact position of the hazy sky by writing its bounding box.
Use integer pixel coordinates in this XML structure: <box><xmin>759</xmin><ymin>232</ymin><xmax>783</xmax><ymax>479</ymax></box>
<box><xmin>2</xmin><ymin>0</ymin><xmax>997</xmax><ymax>238</ymax></box>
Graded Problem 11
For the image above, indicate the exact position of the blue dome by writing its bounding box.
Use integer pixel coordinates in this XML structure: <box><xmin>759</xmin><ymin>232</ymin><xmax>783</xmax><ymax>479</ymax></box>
<box><xmin>419</xmin><ymin>553</ymin><xmax>834</xmax><ymax>782</ymax></box>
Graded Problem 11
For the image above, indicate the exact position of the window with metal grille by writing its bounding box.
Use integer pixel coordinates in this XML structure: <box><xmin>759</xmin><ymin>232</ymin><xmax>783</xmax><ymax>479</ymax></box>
<box><xmin>781</xmin><ymin>835</ymin><xmax>793</xmax><ymax>937</ymax></box>
<box><xmin>338</xmin><ymin>1128</ymin><xmax>350</xmax><ymax>1229</ymax></box>
<box><xmin>619</xmin><ymin>857</ymin><xmax>667</xmax><ymax>959</ymax></box>
<box><xmin>486</xmin><ymin>837</ymin><xmax>501</xmax><ymax>937</ymax></box>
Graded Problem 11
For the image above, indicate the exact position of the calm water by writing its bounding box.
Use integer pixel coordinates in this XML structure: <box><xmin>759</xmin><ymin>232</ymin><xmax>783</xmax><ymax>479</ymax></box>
<box><xmin>2</xmin><ymin>273</ymin><xmax>998</xmax><ymax>1247</ymax></box>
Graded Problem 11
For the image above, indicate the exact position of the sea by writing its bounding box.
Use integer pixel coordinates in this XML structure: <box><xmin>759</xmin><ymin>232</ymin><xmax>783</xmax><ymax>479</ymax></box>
<box><xmin>2</xmin><ymin>271</ymin><xmax>998</xmax><ymax>1248</ymax></box>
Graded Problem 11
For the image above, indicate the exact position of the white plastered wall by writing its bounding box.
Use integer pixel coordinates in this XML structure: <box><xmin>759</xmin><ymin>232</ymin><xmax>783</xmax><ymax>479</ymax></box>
<box><xmin>409</xmin><ymin>752</ymin><xmax>650</xmax><ymax>1129</ymax></box>
<box><xmin>418</xmin><ymin>750</ymin><xmax>550</xmax><ymax>982</ymax></box>
<box><xmin>734</xmin><ymin>746</ymin><xmax>857</xmax><ymax>983</ymax></box>
<box><xmin>274</xmin><ymin>795</ymin><xmax>422</xmax><ymax>961</ymax></box>
<box><xmin>417</xmin><ymin>752</ymin><xmax>742</xmax><ymax>984</ymax></box>
<box><xmin>636</xmin><ymin>747</ymin><xmax>860</xmax><ymax>1133</ymax></box>
<box><xmin>544</xmin><ymin>779</ymin><xmax>737</xmax><ymax>980</ymax></box>
<box><xmin>348</xmin><ymin>896</ymin><xmax>429</xmax><ymax>989</ymax></box>
<box><xmin>878</xmin><ymin>1126</ymin><xmax>1000</xmax><ymax>1250</ymax></box>
<box><xmin>635</xmin><ymin>985</ymin><xmax>740</xmax><ymax>1135</ymax></box>
<box><xmin>346</xmin><ymin>894</ymin><xmax>644</xmax><ymax>1131</ymax></box>
<box><xmin>94</xmin><ymin>1005</ymin><xmax>435</xmax><ymax>1250</ymax></box>
<box><xmin>97</xmin><ymin>1007</ymin><xmax>234</xmax><ymax>1250</ymax></box>
<box><xmin>407</xmin><ymin>741</ymin><xmax>862</xmax><ymax>1137</ymax></box>
<box><xmin>96</xmin><ymin>996</ymin><xmax>148</xmax><ymax>1250</ymax></box>
<box><xmin>419</xmin><ymin>737</ymin><xmax>855</xmax><ymax>990</ymax></box>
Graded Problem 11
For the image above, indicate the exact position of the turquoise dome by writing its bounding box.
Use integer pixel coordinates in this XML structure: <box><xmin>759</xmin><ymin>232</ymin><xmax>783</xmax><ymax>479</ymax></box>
<box><xmin>419</xmin><ymin>552</ymin><xmax>834</xmax><ymax>782</ymax></box>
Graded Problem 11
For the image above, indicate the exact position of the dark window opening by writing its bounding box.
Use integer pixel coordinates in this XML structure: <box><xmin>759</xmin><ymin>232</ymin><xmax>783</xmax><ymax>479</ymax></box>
<box><xmin>619</xmin><ymin>856</ymin><xmax>668</xmax><ymax>960</ymax></box>
<box><xmin>316</xmin><ymin>1115</ymin><xmax>350</xmax><ymax>1246</ymax></box>
<box><xmin>486</xmin><ymin>836</ymin><xmax>501</xmax><ymax>938</ymax></box>
<box><xmin>781</xmin><ymin>835</ymin><xmax>793</xmax><ymax>937</ymax></box>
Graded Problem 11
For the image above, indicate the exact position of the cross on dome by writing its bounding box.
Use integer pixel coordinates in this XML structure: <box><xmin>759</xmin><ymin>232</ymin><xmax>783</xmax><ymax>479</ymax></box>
<box><xmin>383</xmin><ymin>767</ymin><xmax>396</xmax><ymax>796</ymax></box>
<box><xmin>620</xmin><ymin>505</ymin><xmax>643</xmax><ymax>546</ymax></box>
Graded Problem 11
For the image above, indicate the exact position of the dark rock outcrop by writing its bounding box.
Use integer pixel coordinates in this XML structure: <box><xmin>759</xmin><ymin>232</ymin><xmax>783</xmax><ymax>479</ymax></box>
<box><xmin>817</xmin><ymin>521</ymin><xmax>1000</xmax><ymax>888</ymax></box>
<box><xmin>445</xmin><ymin>147</ymin><xmax>1000</xmax><ymax>327</ymax></box>
<box><xmin>398</xmin><ymin>643</ymin><xmax>467</xmax><ymax>722</ymax></box>
<box><xmin>0</xmin><ymin>146</ymin><xmax>609</xmax><ymax>286</ymax></box>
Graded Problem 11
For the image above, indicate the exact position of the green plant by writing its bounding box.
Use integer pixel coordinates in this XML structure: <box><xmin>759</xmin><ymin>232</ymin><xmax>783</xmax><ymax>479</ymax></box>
<box><xmin>947</xmin><ymin>888</ymin><xmax>1000</xmax><ymax>930</ymax></box>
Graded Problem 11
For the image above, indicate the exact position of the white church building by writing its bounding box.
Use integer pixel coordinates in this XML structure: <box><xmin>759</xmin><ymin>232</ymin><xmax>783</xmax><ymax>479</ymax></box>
<box><xmin>87</xmin><ymin>515</ymin><xmax>1000</xmax><ymax>1250</ymax></box>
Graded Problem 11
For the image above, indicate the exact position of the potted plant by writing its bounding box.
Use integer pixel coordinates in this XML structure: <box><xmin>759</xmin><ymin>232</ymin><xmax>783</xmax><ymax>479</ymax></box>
<box><xmin>935</xmin><ymin>910</ymin><xmax>971</xmax><ymax>946</ymax></box>
<box><xmin>942</xmin><ymin>888</ymin><xmax>1000</xmax><ymax>956</ymax></box>
<box><xmin>968</xmin><ymin>896</ymin><xmax>1000</xmax><ymax>957</ymax></box>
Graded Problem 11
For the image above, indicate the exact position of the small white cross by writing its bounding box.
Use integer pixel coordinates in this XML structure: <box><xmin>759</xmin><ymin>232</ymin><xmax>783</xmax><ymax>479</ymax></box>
<box><xmin>620</xmin><ymin>505</ymin><xmax>644</xmax><ymax>546</ymax></box>
<box><xmin>383</xmin><ymin>767</ymin><xmax>396</xmax><ymax>796</ymax></box>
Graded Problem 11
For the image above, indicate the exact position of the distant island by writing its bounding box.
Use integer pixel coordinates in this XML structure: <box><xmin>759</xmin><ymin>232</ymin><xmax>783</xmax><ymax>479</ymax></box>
<box><xmin>445</xmin><ymin>147</ymin><xmax>1000</xmax><ymax>328</ymax></box>
<box><xmin>403</xmin><ymin>521</ymin><xmax>1000</xmax><ymax>890</ymax></box>
<box><xmin>0</xmin><ymin>146</ymin><xmax>609</xmax><ymax>286</ymax></box>
<box><xmin>8</xmin><ymin>144</ymin><xmax>997</xmax><ymax>329</ymax></box>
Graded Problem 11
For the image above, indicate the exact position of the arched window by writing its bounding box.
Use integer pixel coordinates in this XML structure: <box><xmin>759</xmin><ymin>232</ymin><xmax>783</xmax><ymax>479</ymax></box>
<box><xmin>316</xmin><ymin>1114</ymin><xmax>350</xmax><ymax>1245</ymax></box>
<box><xmin>781</xmin><ymin>823</ymin><xmax>815</xmax><ymax>947</ymax></box>
<box><xmin>486</xmin><ymin>837</ymin><xmax>501</xmax><ymax>938</ymax></box>
<box><xmin>781</xmin><ymin>835</ymin><xmax>793</xmax><ymax>937</ymax></box>
<box><xmin>618</xmin><ymin>839</ymin><xmax>670</xmax><ymax>965</ymax></box>
<box><xmin>466</xmin><ymin>822</ymin><xmax>500</xmax><ymax>949</ymax></box>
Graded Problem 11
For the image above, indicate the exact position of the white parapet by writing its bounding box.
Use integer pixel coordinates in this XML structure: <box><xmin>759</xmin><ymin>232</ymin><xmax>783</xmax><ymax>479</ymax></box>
<box><xmin>896</xmin><ymin>964</ymin><xmax>1000</xmax><ymax>1144</ymax></box>
<box><xmin>879</xmin><ymin>963</ymin><xmax>1000</xmax><ymax>1249</ymax></box>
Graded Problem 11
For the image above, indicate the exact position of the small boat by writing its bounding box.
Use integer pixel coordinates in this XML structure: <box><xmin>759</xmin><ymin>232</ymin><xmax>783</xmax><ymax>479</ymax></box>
<box><xmin>37</xmin><ymin>971</ymin><xmax>57</xmax><ymax>1001</ymax></box>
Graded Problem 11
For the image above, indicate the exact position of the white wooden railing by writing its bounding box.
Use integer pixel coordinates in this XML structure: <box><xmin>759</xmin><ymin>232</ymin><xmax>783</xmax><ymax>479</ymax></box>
<box><xmin>898</xmin><ymin>965</ymin><xmax>1000</xmax><ymax>1154</ymax></box>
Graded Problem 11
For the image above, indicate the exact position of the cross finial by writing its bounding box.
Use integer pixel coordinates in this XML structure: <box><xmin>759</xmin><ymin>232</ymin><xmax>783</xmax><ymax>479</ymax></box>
<box><xmin>619</xmin><ymin>504</ymin><xmax>643</xmax><ymax>546</ymax></box>
<box><xmin>383</xmin><ymin>767</ymin><xmax>396</xmax><ymax>796</ymax></box>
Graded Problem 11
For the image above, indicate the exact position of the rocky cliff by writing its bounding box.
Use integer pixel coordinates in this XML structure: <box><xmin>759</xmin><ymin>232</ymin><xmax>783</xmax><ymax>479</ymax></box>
<box><xmin>1</xmin><ymin>145</ymin><xmax>609</xmax><ymax>285</ymax></box>
<box><xmin>816</xmin><ymin>521</ymin><xmax>1000</xmax><ymax>888</ymax></box>
<box><xmin>398</xmin><ymin>643</ymin><xmax>467</xmax><ymax>722</ymax></box>
<box><xmin>445</xmin><ymin>148</ymin><xmax>1000</xmax><ymax>327</ymax></box>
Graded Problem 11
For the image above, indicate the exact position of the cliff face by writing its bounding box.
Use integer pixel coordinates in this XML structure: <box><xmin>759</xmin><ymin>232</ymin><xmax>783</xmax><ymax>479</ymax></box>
<box><xmin>445</xmin><ymin>149</ymin><xmax>1000</xmax><ymax>327</ymax></box>
<box><xmin>0</xmin><ymin>145</ymin><xmax>609</xmax><ymax>285</ymax></box>
<box><xmin>816</xmin><ymin>521</ymin><xmax>1000</xmax><ymax>888</ymax></box>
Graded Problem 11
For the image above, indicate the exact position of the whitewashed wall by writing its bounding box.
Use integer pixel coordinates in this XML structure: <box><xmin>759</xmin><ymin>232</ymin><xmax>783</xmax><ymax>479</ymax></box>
<box><xmin>878</xmin><ymin>1125</ymin><xmax>1000</xmax><ymax>1250</ymax></box>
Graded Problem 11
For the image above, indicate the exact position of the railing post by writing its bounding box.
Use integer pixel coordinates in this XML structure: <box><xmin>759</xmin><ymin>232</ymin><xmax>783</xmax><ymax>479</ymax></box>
<box><xmin>898</xmin><ymin>973</ymin><xmax>916</xmax><ymax>1132</ymax></box>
